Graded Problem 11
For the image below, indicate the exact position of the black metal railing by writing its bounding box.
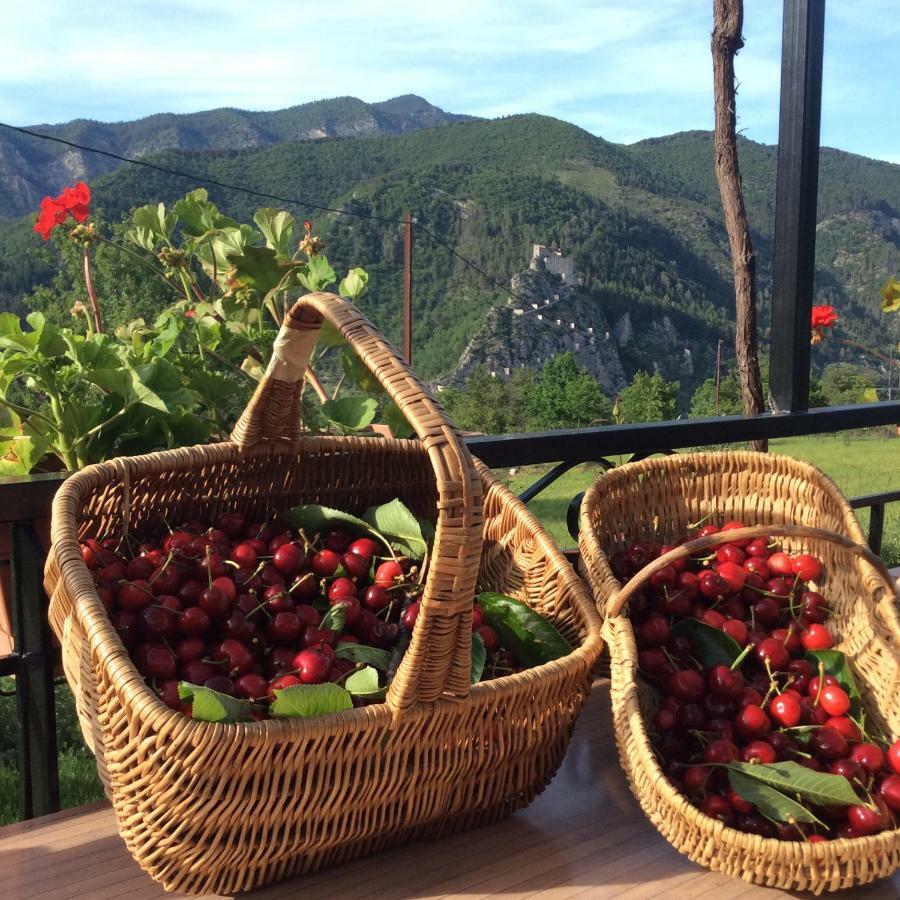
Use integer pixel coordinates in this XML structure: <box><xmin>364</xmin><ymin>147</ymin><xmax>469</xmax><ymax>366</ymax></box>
<box><xmin>1</xmin><ymin>401</ymin><xmax>899</xmax><ymax>822</ymax></box>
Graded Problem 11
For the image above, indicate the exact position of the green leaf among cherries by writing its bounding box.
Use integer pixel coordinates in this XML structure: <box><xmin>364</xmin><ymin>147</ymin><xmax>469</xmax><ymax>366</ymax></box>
<box><xmin>727</xmin><ymin>760</ymin><xmax>860</xmax><ymax>807</ymax></box>
<box><xmin>727</xmin><ymin>768</ymin><xmax>826</xmax><ymax>827</ymax></box>
<box><xmin>477</xmin><ymin>592</ymin><xmax>570</xmax><ymax>668</ymax></box>
<box><xmin>344</xmin><ymin>665</ymin><xmax>381</xmax><ymax>697</ymax></box>
<box><xmin>470</xmin><ymin>631</ymin><xmax>487</xmax><ymax>684</ymax></box>
<box><xmin>178</xmin><ymin>682</ymin><xmax>253</xmax><ymax>723</ymax></box>
<box><xmin>269</xmin><ymin>682</ymin><xmax>353</xmax><ymax>718</ymax></box>
<box><xmin>671</xmin><ymin>618</ymin><xmax>743</xmax><ymax>668</ymax></box>
<box><xmin>335</xmin><ymin>642</ymin><xmax>392</xmax><ymax>671</ymax></box>
<box><xmin>362</xmin><ymin>498</ymin><xmax>428</xmax><ymax>557</ymax></box>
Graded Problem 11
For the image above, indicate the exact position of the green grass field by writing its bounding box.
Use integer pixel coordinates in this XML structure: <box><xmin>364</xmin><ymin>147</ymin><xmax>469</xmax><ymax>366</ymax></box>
<box><xmin>507</xmin><ymin>432</ymin><xmax>900</xmax><ymax>565</ymax></box>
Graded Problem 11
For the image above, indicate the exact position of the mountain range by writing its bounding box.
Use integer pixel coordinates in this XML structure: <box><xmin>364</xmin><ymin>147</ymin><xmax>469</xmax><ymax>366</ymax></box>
<box><xmin>0</xmin><ymin>94</ymin><xmax>897</xmax><ymax>397</ymax></box>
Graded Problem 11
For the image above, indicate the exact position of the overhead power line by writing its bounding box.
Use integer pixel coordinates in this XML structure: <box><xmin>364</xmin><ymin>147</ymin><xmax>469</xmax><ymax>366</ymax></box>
<box><xmin>0</xmin><ymin>120</ymin><xmax>526</xmax><ymax>304</ymax></box>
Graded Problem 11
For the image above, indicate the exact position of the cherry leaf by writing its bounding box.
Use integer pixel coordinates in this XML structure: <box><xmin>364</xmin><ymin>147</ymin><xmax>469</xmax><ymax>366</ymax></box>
<box><xmin>269</xmin><ymin>683</ymin><xmax>353</xmax><ymax>718</ymax></box>
<box><xmin>805</xmin><ymin>649</ymin><xmax>863</xmax><ymax>718</ymax></box>
<box><xmin>727</xmin><ymin>760</ymin><xmax>859</xmax><ymax>807</ymax></box>
<box><xmin>334</xmin><ymin>643</ymin><xmax>392</xmax><ymax>671</ymax></box>
<box><xmin>470</xmin><ymin>631</ymin><xmax>486</xmax><ymax>684</ymax></box>
<box><xmin>671</xmin><ymin>618</ymin><xmax>742</xmax><ymax>668</ymax></box>
<box><xmin>177</xmin><ymin>682</ymin><xmax>252</xmax><ymax>723</ymax></box>
<box><xmin>344</xmin><ymin>665</ymin><xmax>381</xmax><ymax>696</ymax></box>
<box><xmin>727</xmin><ymin>769</ymin><xmax>825</xmax><ymax>826</ymax></box>
<box><xmin>320</xmin><ymin>604</ymin><xmax>347</xmax><ymax>634</ymax></box>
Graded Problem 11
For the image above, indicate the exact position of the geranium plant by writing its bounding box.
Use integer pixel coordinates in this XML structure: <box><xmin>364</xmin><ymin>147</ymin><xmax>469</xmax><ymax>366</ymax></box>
<box><xmin>1</xmin><ymin>186</ymin><xmax>409</xmax><ymax>475</ymax></box>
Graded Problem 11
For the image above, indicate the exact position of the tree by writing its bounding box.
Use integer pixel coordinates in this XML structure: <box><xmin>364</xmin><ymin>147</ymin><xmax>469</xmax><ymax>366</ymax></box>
<box><xmin>523</xmin><ymin>353</ymin><xmax>610</xmax><ymax>430</ymax></box>
<box><xmin>690</xmin><ymin>373</ymin><xmax>743</xmax><ymax>418</ymax></box>
<box><xmin>618</xmin><ymin>371</ymin><xmax>680</xmax><ymax>423</ymax></box>
<box><xmin>441</xmin><ymin>366</ymin><xmax>513</xmax><ymax>434</ymax></box>
<box><xmin>712</xmin><ymin>0</ymin><xmax>766</xmax><ymax>448</ymax></box>
<box><xmin>820</xmin><ymin>364</ymin><xmax>876</xmax><ymax>407</ymax></box>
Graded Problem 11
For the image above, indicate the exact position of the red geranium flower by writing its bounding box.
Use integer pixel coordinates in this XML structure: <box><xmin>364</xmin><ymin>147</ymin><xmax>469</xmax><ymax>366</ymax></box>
<box><xmin>810</xmin><ymin>304</ymin><xmax>838</xmax><ymax>344</ymax></box>
<box><xmin>811</xmin><ymin>305</ymin><xmax>838</xmax><ymax>329</ymax></box>
<box><xmin>33</xmin><ymin>182</ymin><xmax>91</xmax><ymax>239</ymax></box>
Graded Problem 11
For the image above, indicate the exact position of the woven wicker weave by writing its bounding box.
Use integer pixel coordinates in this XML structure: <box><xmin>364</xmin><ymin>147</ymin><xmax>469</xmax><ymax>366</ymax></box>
<box><xmin>44</xmin><ymin>292</ymin><xmax>603</xmax><ymax>896</ymax></box>
<box><xmin>578</xmin><ymin>452</ymin><xmax>900</xmax><ymax>894</ymax></box>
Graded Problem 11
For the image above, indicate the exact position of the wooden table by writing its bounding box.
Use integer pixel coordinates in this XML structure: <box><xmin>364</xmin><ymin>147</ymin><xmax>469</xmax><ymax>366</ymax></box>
<box><xmin>2</xmin><ymin>679</ymin><xmax>899</xmax><ymax>899</ymax></box>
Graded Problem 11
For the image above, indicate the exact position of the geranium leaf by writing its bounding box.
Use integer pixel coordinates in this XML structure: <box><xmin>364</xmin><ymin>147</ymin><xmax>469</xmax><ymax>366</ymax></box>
<box><xmin>269</xmin><ymin>682</ymin><xmax>352</xmax><ymax>718</ymax></box>
<box><xmin>178</xmin><ymin>682</ymin><xmax>253</xmax><ymax>723</ymax></box>
<box><xmin>322</xmin><ymin>395</ymin><xmax>378</xmax><ymax>431</ymax></box>
<box><xmin>253</xmin><ymin>208</ymin><xmax>295</xmax><ymax>258</ymax></box>
<box><xmin>338</xmin><ymin>267</ymin><xmax>369</xmax><ymax>301</ymax></box>
<box><xmin>297</xmin><ymin>254</ymin><xmax>336</xmax><ymax>292</ymax></box>
<box><xmin>382</xmin><ymin>401</ymin><xmax>414</xmax><ymax>439</ymax></box>
<box><xmin>671</xmin><ymin>618</ymin><xmax>742</xmax><ymax>668</ymax></box>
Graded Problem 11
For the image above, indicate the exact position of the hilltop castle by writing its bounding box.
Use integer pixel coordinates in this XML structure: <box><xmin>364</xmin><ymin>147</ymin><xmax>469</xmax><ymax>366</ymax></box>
<box><xmin>530</xmin><ymin>243</ymin><xmax>578</xmax><ymax>285</ymax></box>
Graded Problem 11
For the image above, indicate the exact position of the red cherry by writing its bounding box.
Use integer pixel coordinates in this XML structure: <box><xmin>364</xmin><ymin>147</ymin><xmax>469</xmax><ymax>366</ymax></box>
<box><xmin>292</xmin><ymin>649</ymin><xmax>331</xmax><ymax>684</ymax></box>
<box><xmin>753</xmin><ymin>597</ymin><xmax>781</xmax><ymax>627</ymax></box>
<box><xmin>722</xmin><ymin>619</ymin><xmax>748</xmax><ymax>645</ymax></box>
<box><xmin>726</xmin><ymin>786</ymin><xmax>755</xmax><ymax>814</ymax></box>
<box><xmin>755</xmin><ymin>638</ymin><xmax>790</xmax><ymax>671</ymax></box>
<box><xmin>742</xmin><ymin>556</ymin><xmax>771</xmax><ymax>580</ymax></box>
<box><xmin>328</xmin><ymin>577</ymin><xmax>357</xmax><ymax>601</ymax></box>
<box><xmin>649</xmin><ymin>565</ymin><xmax>677</xmax><ymax>590</ymax></box>
<box><xmin>700</xmin><ymin>793</ymin><xmax>734</xmax><ymax>825</ymax></box>
<box><xmin>116</xmin><ymin>580</ymin><xmax>154</xmax><ymax>611</ymax></box>
<box><xmin>340</xmin><ymin>551</ymin><xmax>370</xmax><ymax>579</ymax></box>
<box><xmin>230</xmin><ymin>542</ymin><xmax>258</xmax><ymax>569</ymax></box>
<box><xmin>311</xmin><ymin>549</ymin><xmax>341</xmax><ymax>577</ymax></box>
<box><xmin>767</xmin><ymin>551</ymin><xmax>794</xmax><ymax>577</ymax></box>
<box><xmin>889</xmin><ymin>740</ymin><xmax>900</xmax><ymax>775</ymax></box>
<box><xmin>791</xmin><ymin>553</ymin><xmax>822</xmax><ymax>582</ymax></box>
<box><xmin>850</xmin><ymin>743</ymin><xmax>885</xmax><ymax>775</ymax></box>
<box><xmin>329</xmin><ymin>595</ymin><xmax>361</xmax><ymax>627</ymax></box>
<box><xmin>878</xmin><ymin>774</ymin><xmax>900</xmax><ymax>812</ymax></box>
<box><xmin>742</xmin><ymin>741</ymin><xmax>777</xmax><ymax>764</ymax></box>
<box><xmin>704</xmin><ymin>739</ymin><xmax>739</xmax><ymax>764</ymax></box>
<box><xmin>214</xmin><ymin>639</ymin><xmax>255</xmax><ymax>676</ymax></box>
<box><xmin>810</xmin><ymin>726</ymin><xmax>849</xmax><ymax>760</ymax></box>
<box><xmin>177</xmin><ymin>606</ymin><xmax>211</xmax><ymax>637</ymax></box>
<box><xmin>135</xmin><ymin>642</ymin><xmax>176</xmax><ymax>679</ymax></box>
<box><xmin>374</xmin><ymin>560</ymin><xmax>404</xmax><ymax>586</ymax></box>
<box><xmin>701</xmin><ymin>609</ymin><xmax>726</xmax><ymax>629</ymax></box>
<box><xmin>720</xmin><ymin>521</ymin><xmax>751</xmax><ymax>546</ymax></box>
<box><xmin>269</xmin><ymin>673</ymin><xmax>302</xmax><ymax>696</ymax></box>
<box><xmin>234</xmin><ymin>673</ymin><xmax>269</xmax><ymax>701</ymax></box>
<box><xmin>211</xmin><ymin>575</ymin><xmax>237</xmax><ymax>602</ymax></box>
<box><xmin>696</xmin><ymin>524</ymin><xmax>720</xmax><ymax>539</ymax></box>
<box><xmin>800</xmin><ymin>624</ymin><xmax>833</xmax><ymax>651</ymax></box>
<box><xmin>819</xmin><ymin>684</ymin><xmax>850</xmax><ymax>717</ymax></box>
<box><xmin>825</xmin><ymin>716</ymin><xmax>862</xmax><ymax>743</ymax></box>
<box><xmin>401</xmin><ymin>601</ymin><xmax>420</xmax><ymax>631</ymax></box>
<box><xmin>769</xmin><ymin>693</ymin><xmax>802</xmax><ymax>728</ymax></box>
<box><xmin>829</xmin><ymin>758</ymin><xmax>865</xmax><ymax>785</ymax></box>
<box><xmin>847</xmin><ymin>804</ymin><xmax>885</xmax><ymax>837</ymax></box>
<box><xmin>362</xmin><ymin>584</ymin><xmax>392</xmax><ymax>612</ymax></box>
<box><xmin>708</xmin><ymin>664</ymin><xmax>744</xmax><ymax>699</ymax></box>
<box><xmin>181</xmin><ymin>660</ymin><xmax>216</xmax><ymax>684</ymax></box>
<box><xmin>477</xmin><ymin>625</ymin><xmax>500</xmax><ymax>651</ymax></box>
<box><xmin>638</xmin><ymin>616</ymin><xmax>670</xmax><ymax>646</ymax></box>
<box><xmin>735</xmin><ymin>704</ymin><xmax>771</xmax><ymax>739</ymax></box>
<box><xmin>698</xmin><ymin>570</ymin><xmax>729</xmax><ymax>600</ymax></box>
<box><xmin>807</xmin><ymin>674</ymin><xmax>839</xmax><ymax>698</ymax></box>
<box><xmin>348</xmin><ymin>537</ymin><xmax>379</xmax><ymax>559</ymax></box>
<box><xmin>267</xmin><ymin>611</ymin><xmax>303</xmax><ymax>644</ymax></box>
<box><xmin>682</xmin><ymin>765</ymin><xmax>712</xmax><ymax>793</ymax></box>
<box><xmin>199</xmin><ymin>586</ymin><xmax>230</xmax><ymax>620</ymax></box>
<box><xmin>800</xmin><ymin>591</ymin><xmax>830</xmax><ymax>624</ymax></box>
<box><xmin>668</xmin><ymin>670</ymin><xmax>705</xmax><ymax>703</ymax></box>
<box><xmin>324</xmin><ymin>529</ymin><xmax>352</xmax><ymax>553</ymax></box>
<box><xmin>273</xmin><ymin>542</ymin><xmax>307</xmax><ymax>575</ymax></box>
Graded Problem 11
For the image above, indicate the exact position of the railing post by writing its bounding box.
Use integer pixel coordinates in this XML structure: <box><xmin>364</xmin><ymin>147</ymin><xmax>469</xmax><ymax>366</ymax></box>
<box><xmin>11</xmin><ymin>522</ymin><xmax>59</xmax><ymax>819</ymax></box>
<box><xmin>769</xmin><ymin>0</ymin><xmax>826</xmax><ymax>412</ymax></box>
<box><xmin>867</xmin><ymin>504</ymin><xmax>885</xmax><ymax>556</ymax></box>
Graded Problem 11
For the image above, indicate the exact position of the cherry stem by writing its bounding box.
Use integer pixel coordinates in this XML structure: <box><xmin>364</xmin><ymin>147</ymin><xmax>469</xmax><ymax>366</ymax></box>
<box><xmin>814</xmin><ymin>660</ymin><xmax>826</xmax><ymax>707</ymax></box>
<box><xmin>730</xmin><ymin>644</ymin><xmax>752</xmax><ymax>671</ymax></box>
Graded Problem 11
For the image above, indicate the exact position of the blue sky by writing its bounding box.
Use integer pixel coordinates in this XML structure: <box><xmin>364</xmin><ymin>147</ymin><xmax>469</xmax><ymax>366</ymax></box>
<box><xmin>1</xmin><ymin>1</ymin><xmax>898</xmax><ymax>163</ymax></box>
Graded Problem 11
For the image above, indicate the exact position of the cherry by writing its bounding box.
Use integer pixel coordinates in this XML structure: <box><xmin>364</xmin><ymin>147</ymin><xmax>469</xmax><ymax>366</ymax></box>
<box><xmin>771</xmin><ymin>626</ymin><xmax>801</xmax><ymax>656</ymax></box>
<box><xmin>722</xmin><ymin>619</ymin><xmax>748</xmax><ymax>645</ymax></box>
<box><xmin>638</xmin><ymin>616</ymin><xmax>670</xmax><ymax>646</ymax></box>
<box><xmin>181</xmin><ymin>660</ymin><xmax>216</xmax><ymax>684</ymax></box>
<box><xmin>638</xmin><ymin>649</ymin><xmax>674</xmax><ymax>680</ymax></box>
<box><xmin>741</xmin><ymin>740</ymin><xmax>777</xmax><ymax>764</ymax></box>
<box><xmin>770</xmin><ymin>693</ymin><xmax>802</xmax><ymax>728</ymax></box>
<box><xmin>708</xmin><ymin>664</ymin><xmax>744</xmax><ymax>699</ymax></box>
<box><xmin>271</xmin><ymin>542</ymin><xmax>305</xmax><ymax>575</ymax></box>
<box><xmin>259</xmin><ymin>563</ymin><xmax>285</xmax><ymax>587</ymax></box>
<box><xmin>289</xmin><ymin>571</ymin><xmax>318</xmax><ymax>601</ymax></box>
<box><xmin>700</xmin><ymin>794</ymin><xmax>734</xmax><ymax>825</ymax></box>
<box><xmin>158</xmin><ymin>679</ymin><xmax>182</xmax><ymax>709</ymax></box>
<box><xmin>341</xmin><ymin>552</ymin><xmax>371</xmax><ymax>579</ymax></box>
<box><xmin>362</xmin><ymin>584</ymin><xmax>392</xmax><ymax>612</ymax></box>
<box><xmin>215</xmin><ymin>511</ymin><xmax>245</xmax><ymax>539</ymax></box>
<box><xmin>311</xmin><ymin>549</ymin><xmax>341</xmax><ymax>576</ymax></box>
<box><xmin>117</xmin><ymin>580</ymin><xmax>154</xmax><ymax>611</ymax></box>
<box><xmin>177</xmin><ymin>606</ymin><xmax>211</xmax><ymax>637</ymax></box>
<box><xmin>230</xmin><ymin>542</ymin><xmax>258</xmax><ymax>569</ymax></box>
<box><xmin>682</xmin><ymin>765</ymin><xmax>712</xmax><ymax>793</ymax></box>
<box><xmin>698</xmin><ymin>570</ymin><xmax>728</xmax><ymax>600</ymax></box>
<box><xmin>825</xmin><ymin>716</ymin><xmax>862</xmax><ymax>743</ymax></box>
<box><xmin>696</xmin><ymin>524</ymin><xmax>720</xmax><ymax>539</ymax></box>
<box><xmin>267</xmin><ymin>611</ymin><xmax>303</xmax><ymax>644</ymax></box>
<box><xmin>767</xmin><ymin>552</ymin><xmax>794</xmax><ymax>577</ymax></box>
<box><xmin>726</xmin><ymin>785</ymin><xmax>755</xmax><ymax>814</ymax></box>
<box><xmin>214</xmin><ymin>639</ymin><xmax>254</xmax><ymax>676</ymax></box>
<box><xmin>477</xmin><ymin>625</ymin><xmax>500</xmax><ymax>652</ymax></box>
<box><xmin>807</xmin><ymin>674</ymin><xmax>839</xmax><ymax>698</ymax></box>
<box><xmin>791</xmin><ymin>554</ymin><xmax>822</xmax><ymax>582</ymax></box>
<box><xmin>263</xmin><ymin>585</ymin><xmax>294</xmax><ymax>614</ymax></box>
<box><xmin>302</xmin><ymin>626</ymin><xmax>336</xmax><ymax>649</ymax></box>
<box><xmin>736</xmin><ymin>814</ymin><xmax>776</xmax><ymax>838</ymax></box>
<box><xmin>743</xmin><ymin>556</ymin><xmax>771</xmax><ymax>580</ymax></box>
<box><xmin>204</xmin><ymin>675</ymin><xmax>235</xmax><ymax>695</ymax></box>
<box><xmin>819</xmin><ymin>685</ymin><xmax>851</xmax><ymax>717</ymax></box>
<box><xmin>878</xmin><ymin>774</ymin><xmax>900</xmax><ymax>813</ymax></box>
<box><xmin>269</xmin><ymin>673</ymin><xmax>302</xmax><ymax>696</ymax></box>
<box><xmin>786</xmin><ymin>659</ymin><xmax>815</xmax><ymax>694</ymax></box>
<box><xmin>739</xmin><ymin>686</ymin><xmax>764</xmax><ymax>707</ymax></box>
<box><xmin>810</xmin><ymin>726</ymin><xmax>849</xmax><ymax>761</ymax></box>
<box><xmin>293</xmin><ymin>604</ymin><xmax>321</xmax><ymax>628</ymax></box>
<box><xmin>175</xmin><ymin>637</ymin><xmax>206</xmax><ymax>662</ymax></box>
<box><xmin>178</xmin><ymin>579</ymin><xmax>205</xmax><ymax>604</ymax></box>
<box><xmin>745</xmin><ymin>537</ymin><xmax>771</xmax><ymax>559</ymax></box>
<box><xmin>234</xmin><ymin>673</ymin><xmax>269</xmax><ymax>701</ymax></box>
<box><xmin>112</xmin><ymin>610</ymin><xmax>139</xmax><ymax>647</ymax></box>
<box><xmin>324</xmin><ymin>529</ymin><xmax>352</xmax><ymax>553</ymax></box>
<box><xmin>829</xmin><ymin>758</ymin><xmax>865</xmax><ymax>785</ymax></box>
<box><xmin>135</xmin><ymin>642</ymin><xmax>176</xmax><ymax>680</ymax></box>
<box><xmin>767</xmin><ymin>730</ymin><xmax>796</xmax><ymax>760</ymax></box>
<box><xmin>222</xmin><ymin>610</ymin><xmax>254</xmax><ymax>642</ymax></box>
<box><xmin>348</xmin><ymin>537</ymin><xmax>379</xmax><ymax>559</ymax></box>
<box><xmin>151</xmin><ymin>564</ymin><xmax>183</xmax><ymax>594</ymax></box>
<box><xmin>753</xmin><ymin>597</ymin><xmax>781</xmax><ymax>627</ymax></box>
<box><xmin>471</xmin><ymin>605</ymin><xmax>485</xmax><ymax>630</ymax></box>
<box><xmin>850</xmin><ymin>743</ymin><xmax>884</xmax><ymax>775</ymax></box>
<box><xmin>800</xmin><ymin>697</ymin><xmax>830</xmax><ymax>726</ymax></box>
<box><xmin>847</xmin><ymin>804</ymin><xmax>885</xmax><ymax>836</ymax></box>
<box><xmin>139</xmin><ymin>605</ymin><xmax>176</xmax><ymax>639</ymax></box>
<box><xmin>292</xmin><ymin>649</ymin><xmax>331</xmax><ymax>684</ymax></box>
<box><xmin>800</xmin><ymin>624</ymin><xmax>833</xmax><ymax>651</ymax></box>
<box><xmin>766</xmin><ymin>578</ymin><xmax>794</xmax><ymax>605</ymax></box>
<box><xmin>720</xmin><ymin>521</ymin><xmax>751</xmax><ymax>545</ymax></box>
<box><xmin>654</xmin><ymin>708</ymin><xmax>677</xmax><ymax>732</ymax></box>
<box><xmin>735</xmin><ymin>704</ymin><xmax>771</xmax><ymax>740</ymax></box>
<box><xmin>701</xmin><ymin>609</ymin><xmax>726</xmax><ymax>629</ymax></box>
<box><xmin>889</xmin><ymin>740</ymin><xmax>900</xmax><ymax>775</ymax></box>
<box><xmin>755</xmin><ymin>638</ymin><xmax>790</xmax><ymax>671</ymax></box>
<box><xmin>126</xmin><ymin>556</ymin><xmax>156</xmax><ymax>581</ymax></box>
<box><xmin>800</xmin><ymin>591</ymin><xmax>830</xmax><ymax>624</ymax></box>
<box><xmin>704</xmin><ymin>738</ymin><xmax>739</xmax><ymax>764</ymax></box>
<box><xmin>649</xmin><ymin>565</ymin><xmax>677</xmax><ymax>590</ymax></box>
<box><xmin>668</xmin><ymin>669</ymin><xmax>705</xmax><ymax>703</ymax></box>
<box><xmin>199</xmin><ymin>587</ymin><xmax>230</xmax><ymax>620</ymax></box>
<box><xmin>374</xmin><ymin>559</ymin><xmax>404</xmax><ymax>586</ymax></box>
<box><xmin>328</xmin><ymin>577</ymin><xmax>357</xmax><ymax>601</ymax></box>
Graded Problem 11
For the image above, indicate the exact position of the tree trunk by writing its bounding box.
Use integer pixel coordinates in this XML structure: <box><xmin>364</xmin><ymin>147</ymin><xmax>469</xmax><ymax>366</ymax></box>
<box><xmin>712</xmin><ymin>0</ymin><xmax>767</xmax><ymax>452</ymax></box>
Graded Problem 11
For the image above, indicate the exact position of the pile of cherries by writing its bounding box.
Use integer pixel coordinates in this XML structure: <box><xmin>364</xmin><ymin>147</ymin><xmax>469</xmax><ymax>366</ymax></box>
<box><xmin>614</xmin><ymin>520</ymin><xmax>900</xmax><ymax>841</ymax></box>
<box><xmin>80</xmin><ymin>509</ymin><xmax>509</xmax><ymax>720</ymax></box>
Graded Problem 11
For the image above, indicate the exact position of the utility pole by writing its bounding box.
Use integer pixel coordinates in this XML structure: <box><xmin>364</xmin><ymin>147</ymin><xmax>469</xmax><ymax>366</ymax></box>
<box><xmin>403</xmin><ymin>213</ymin><xmax>413</xmax><ymax>363</ymax></box>
<box><xmin>715</xmin><ymin>338</ymin><xmax>724</xmax><ymax>414</ymax></box>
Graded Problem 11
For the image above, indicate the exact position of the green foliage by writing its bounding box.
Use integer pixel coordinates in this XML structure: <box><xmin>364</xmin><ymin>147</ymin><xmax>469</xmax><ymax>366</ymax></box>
<box><xmin>523</xmin><ymin>353</ymin><xmax>611</xmax><ymax>430</ymax></box>
<box><xmin>690</xmin><ymin>373</ymin><xmax>743</xmax><ymax>418</ymax></box>
<box><xmin>820</xmin><ymin>363</ymin><xmax>877</xmax><ymax>406</ymax></box>
<box><xmin>441</xmin><ymin>366</ymin><xmax>515</xmax><ymax>434</ymax></box>
<box><xmin>617</xmin><ymin>370</ymin><xmax>679</xmax><ymax>423</ymax></box>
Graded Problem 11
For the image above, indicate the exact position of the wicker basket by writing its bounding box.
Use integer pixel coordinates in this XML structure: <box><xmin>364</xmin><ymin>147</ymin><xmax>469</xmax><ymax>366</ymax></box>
<box><xmin>44</xmin><ymin>292</ymin><xmax>603</xmax><ymax>896</ymax></box>
<box><xmin>578</xmin><ymin>452</ymin><xmax>900</xmax><ymax>894</ymax></box>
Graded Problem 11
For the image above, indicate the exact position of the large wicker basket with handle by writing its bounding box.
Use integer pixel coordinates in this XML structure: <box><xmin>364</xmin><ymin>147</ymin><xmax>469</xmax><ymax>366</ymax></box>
<box><xmin>578</xmin><ymin>452</ymin><xmax>900</xmax><ymax>894</ymax></box>
<box><xmin>44</xmin><ymin>292</ymin><xmax>603</xmax><ymax>896</ymax></box>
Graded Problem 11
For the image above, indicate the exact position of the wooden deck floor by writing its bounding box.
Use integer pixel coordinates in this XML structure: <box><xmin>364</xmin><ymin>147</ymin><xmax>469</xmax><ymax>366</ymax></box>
<box><xmin>2</xmin><ymin>679</ymin><xmax>899</xmax><ymax>900</ymax></box>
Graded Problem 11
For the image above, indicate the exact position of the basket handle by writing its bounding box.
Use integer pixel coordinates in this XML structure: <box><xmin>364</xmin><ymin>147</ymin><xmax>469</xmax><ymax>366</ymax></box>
<box><xmin>231</xmin><ymin>292</ymin><xmax>484</xmax><ymax>714</ymax></box>
<box><xmin>607</xmin><ymin>523</ymin><xmax>898</xmax><ymax>620</ymax></box>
